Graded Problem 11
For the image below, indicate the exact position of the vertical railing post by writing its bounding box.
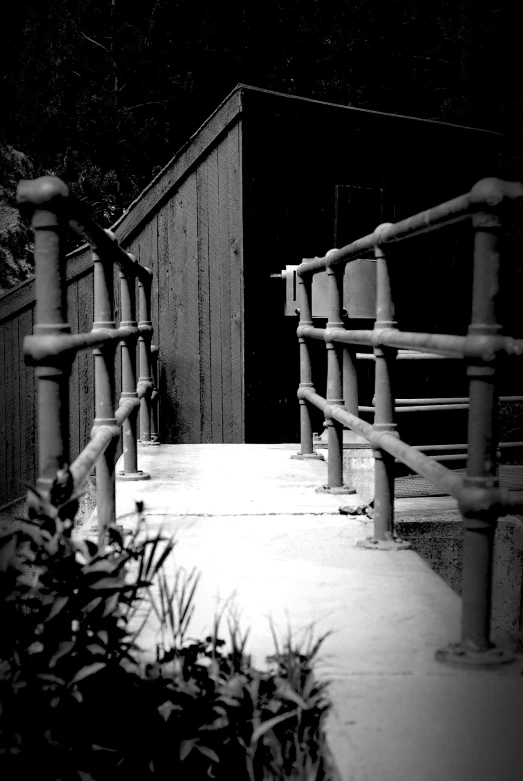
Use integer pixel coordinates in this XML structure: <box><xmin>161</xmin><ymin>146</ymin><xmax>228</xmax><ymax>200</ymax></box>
<box><xmin>138</xmin><ymin>270</ymin><xmax>154</xmax><ymax>444</ymax></box>
<box><xmin>17</xmin><ymin>177</ymin><xmax>71</xmax><ymax>502</ymax></box>
<box><xmin>292</xmin><ymin>270</ymin><xmax>323</xmax><ymax>460</ymax></box>
<box><xmin>92</xmin><ymin>248</ymin><xmax>117</xmax><ymax>546</ymax></box>
<box><xmin>317</xmin><ymin>264</ymin><xmax>353</xmax><ymax>493</ymax></box>
<box><xmin>438</xmin><ymin>179</ymin><xmax>515</xmax><ymax>667</ymax></box>
<box><xmin>150</xmin><ymin>345</ymin><xmax>161</xmax><ymax>445</ymax></box>
<box><xmin>359</xmin><ymin>226</ymin><xmax>409</xmax><ymax>549</ymax></box>
<box><xmin>343</xmin><ymin>346</ymin><xmax>359</xmax><ymax>418</ymax></box>
<box><xmin>117</xmin><ymin>256</ymin><xmax>150</xmax><ymax>480</ymax></box>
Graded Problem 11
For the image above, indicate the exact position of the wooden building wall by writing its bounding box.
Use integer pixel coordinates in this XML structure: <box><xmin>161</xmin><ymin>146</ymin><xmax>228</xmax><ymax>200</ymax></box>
<box><xmin>137</xmin><ymin>120</ymin><xmax>243</xmax><ymax>445</ymax></box>
<box><xmin>2</xmin><ymin>85</ymin><xmax>520</xmax><ymax>508</ymax></box>
<box><xmin>0</xmin><ymin>99</ymin><xmax>243</xmax><ymax>508</ymax></box>
<box><xmin>239</xmin><ymin>88</ymin><xmax>506</xmax><ymax>444</ymax></box>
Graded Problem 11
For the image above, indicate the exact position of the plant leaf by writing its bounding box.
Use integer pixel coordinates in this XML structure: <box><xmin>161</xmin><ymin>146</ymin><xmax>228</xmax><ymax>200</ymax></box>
<box><xmin>103</xmin><ymin>593</ymin><xmax>119</xmax><ymax>617</ymax></box>
<box><xmin>89</xmin><ymin>577</ymin><xmax>125</xmax><ymax>590</ymax></box>
<box><xmin>72</xmin><ymin>662</ymin><xmax>106</xmax><ymax>683</ymax></box>
<box><xmin>195</xmin><ymin>745</ymin><xmax>219</xmax><ymax>762</ymax></box>
<box><xmin>49</xmin><ymin>640</ymin><xmax>75</xmax><ymax>668</ymax></box>
<box><xmin>86</xmin><ymin>644</ymin><xmax>106</xmax><ymax>656</ymax></box>
<box><xmin>45</xmin><ymin>595</ymin><xmax>69</xmax><ymax>622</ymax></box>
<box><xmin>36</xmin><ymin>674</ymin><xmax>65</xmax><ymax>684</ymax></box>
<box><xmin>250</xmin><ymin>708</ymin><xmax>300</xmax><ymax>746</ymax></box>
<box><xmin>180</xmin><ymin>739</ymin><xmax>197</xmax><ymax>761</ymax></box>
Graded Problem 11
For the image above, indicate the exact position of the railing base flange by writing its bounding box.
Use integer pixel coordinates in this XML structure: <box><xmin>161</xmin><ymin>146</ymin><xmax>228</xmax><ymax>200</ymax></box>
<box><xmin>357</xmin><ymin>537</ymin><xmax>411</xmax><ymax>551</ymax></box>
<box><xmin>435</xmin><ymin>643</ymin><xmax>516</xmax><ymax>668</ymax></box>
<box><xmin>117</xmin><ymin>470</ymin><xmax>151</xmax><ymax>481</ymax></box>
<box><xmin>315</xmin><ymin>485</ymin><xmax>356</xmax><ymax>495</ymax></box>
<box><xmin>291</xmin><ymin>452</ymin><xmax>325</xmax><ymax>460</ymax></box>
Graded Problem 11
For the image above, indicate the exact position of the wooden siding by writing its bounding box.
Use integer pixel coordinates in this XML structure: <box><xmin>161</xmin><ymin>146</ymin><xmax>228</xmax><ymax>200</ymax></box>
<box><xmin>0</xmin><ymin>114</ymin><xmax>245</xmax><ymax>507</ymax></box>
<box><xmin>155</xmin><ymin>121</ymin><xmax>244</xmax><ymax>444</ymax></box>
<box><xmin>0</xmin><ymin>304</ymin><xmax>36</xmax><ymax>505</ymax></box>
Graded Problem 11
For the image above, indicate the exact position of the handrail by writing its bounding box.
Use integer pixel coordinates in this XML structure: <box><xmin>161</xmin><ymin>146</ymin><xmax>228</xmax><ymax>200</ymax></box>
<box><xmin>17</xmin><ymin>176</ymin><xmax>158</xmax><ymax>546</ymax></box>
<box><xmin>295</xmin><ymin>177</ymin><xmax>523</xmax><ymax>669</ymax></box>
<box><xmin>298</xmin><ymin>178</ymin><xmax>523</xmax><ymax>275</ymax></box>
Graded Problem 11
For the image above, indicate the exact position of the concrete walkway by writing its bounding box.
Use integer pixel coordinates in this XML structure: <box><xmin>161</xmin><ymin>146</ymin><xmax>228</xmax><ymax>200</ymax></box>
<box><xmin>79</xmin><ymin>444</ymin><xmax>523</xmax><ymax>781</ymax></box>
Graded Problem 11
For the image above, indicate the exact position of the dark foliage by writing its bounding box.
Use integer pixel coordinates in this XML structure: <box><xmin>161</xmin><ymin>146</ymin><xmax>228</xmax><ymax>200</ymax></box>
<box><xmin>1</xmin><ymin>1</ymin><xmax>522</xmax><ymax>238</ymax></box>
<box><xmin>0</xmin><ymin>476</ymin><xmax>334</xmax><ymax>780</ymax></box>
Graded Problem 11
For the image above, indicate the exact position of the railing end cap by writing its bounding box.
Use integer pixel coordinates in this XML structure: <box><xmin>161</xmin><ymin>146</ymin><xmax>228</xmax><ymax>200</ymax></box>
<box><xmin>373</xmin><ymin>222</ymin><xmax>394</xmax><ymax>245</ymax></box>
<box><xmin>17</xmin><ymin>176</ymin><xmax>69</xmax><ymax>210</ymax></box>
<box><xmin>470</xmin><ymin>177</ymin><xmax>523</xmax><ymax>210</ymax></box>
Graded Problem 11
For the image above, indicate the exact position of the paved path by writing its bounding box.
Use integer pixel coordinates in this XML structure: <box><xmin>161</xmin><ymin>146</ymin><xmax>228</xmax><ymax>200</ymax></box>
<box><xmin>79</xmin><ymin>444</ymin><xmax>523</xmax><ymax>781</ymax></box>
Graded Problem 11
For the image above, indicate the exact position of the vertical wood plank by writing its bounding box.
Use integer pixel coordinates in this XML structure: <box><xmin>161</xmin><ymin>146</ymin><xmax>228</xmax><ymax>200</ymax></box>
<box><xmin>18</xmin><ymin>308</ymin><xmax>36</xmax><ymax>491</ymax></box>
<box><xmin>166</xmin><ymin>197</ymin><xmax>179</xmax><ymax>442</ymax></box>
<box><xmin>185</xmin><ymin>172</ymin><xmax>201</xmax><ymax>442</ymax></box>
<box><xmin>67</xmin><ymin>279</ymin><xmax>80</xmax><ymax>464</ymax></box>
<box><xmin>149</xmin><ymin>216</ymin><xmax>160</xmax><ymax>351</ymax></box>
<box><xmin>228</xmin><ymin>122</ymin><xmax>244</xmax><ymax>442</ymax></box>
<box><xmin>0</xmin><ymin>323</ymin><xmax>6</xmax><ymax>505</ymax></box>
<box><xmin>208</xmin><ymin>147</ymin><xmax>223</xmax><ymax>441</ymax></box>
<box><xmin>77</xmin><ymin>271</ymin><xmax>94</xmax><ymax>468</ymax></box>
<box><xmin>218</xmin><ymin>137</ymin><xmax>233</xmax><ymax>442</ymax></box>
<box><xmin>157</xmin><ymin>203</ymin><xmax>170</xmax><ymax>442</ymax></box>
<box><xmin>170</xmin><ymin>175</ymin><xmax>201</xmax><ymax>442</ymax></box>
<box><xmin>197</xmin><ymin>162</ymin><xmax>213</xmax><ymax>442</ymax></box>
<box><xmin>4</xmin><ymin>317</ymin><xmax>21</xmax><ymax>500</ymax></box>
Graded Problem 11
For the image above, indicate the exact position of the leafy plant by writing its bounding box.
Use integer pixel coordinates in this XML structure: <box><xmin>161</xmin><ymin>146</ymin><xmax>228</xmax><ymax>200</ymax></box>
<box><xmin>0</xmin><ymin>470</ymin><xmax>336</xmax><ymax>781</ymax></box>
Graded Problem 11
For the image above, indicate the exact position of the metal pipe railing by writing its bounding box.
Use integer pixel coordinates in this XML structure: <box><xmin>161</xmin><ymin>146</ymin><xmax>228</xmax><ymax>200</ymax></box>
<box><xmin>18</xmin><ymin>176</ymin><xmax>157</xmax><ymax>546</ymax></box>
<box><xmin>295</xmin><ymin>177</ymin><xmax>523</xmax><ymax>669</ymax></box>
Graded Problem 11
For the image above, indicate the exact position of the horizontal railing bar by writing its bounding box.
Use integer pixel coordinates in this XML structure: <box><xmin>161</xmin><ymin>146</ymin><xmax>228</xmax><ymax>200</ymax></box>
<box><xmin>401</xmin><ymin>441</ymin><xmax>523</xmax><ymax>455</ymax></box>
<box><xmin>300</xmin><ymin>325</ymin><xmax>466</xmax><ymax>358</ymax></box>
<box><xmin>394</xmin><ymin>396</ymin><xmax>523</xmax><ymax>405</ymax></box>
<box><xmin>24</xmin><ymin>325</ymin><xmax>152</xmax><ymax>364</ymax></box>
<box><xmin>70</xmin><ymin>425</ymin><xmax>117</xmax><ymax>491</ymax></box>
<box><xmin>114</xmin><ymin>397</ymin><xmax>139</xmax><ymax>427</ymax></box>
<box><xmin>356</xmin><ymin>351</ymin><xmax>455</xmax><ymax>360</ymax></box>
<box><xmin>137</xmin><ymin>381</ymin><xmax>153</xmax><ymax>400</ymax></box>
<box><xmin>67</xmin><ymin>199</ymin><xmax>151</xmax><ymax>282</ymax></box>
<box><xmin>359</xmin><ymin>404</ymin><xmax>469</xmax><ymax>412</ymax></box>
<box><xmin>298</xmin><ymin>193</ymin><xmax>473</xmax><ymax>276</ymax></box>
<box><xmin>415</xmin><ymin>443</ymin><xmax>469</xmax><ymax>452</ymax></box>
<box><xmin>300</xmin><ymin>386</ymin><xmax>465</xmax><ymax>499</ymax></box>
<box><xmin>333</xmin><ymin>328</ymin><xmax>467</xmax><ymax>356</ymax></box>
<box><xmin>428</xmin><ymin>453</ymin><xmax>467</xmax><ymax>462</ymax></box>
<box><xmin>395</xmin><ymin>453</ymin><xmax>469</xmax><ymax>463</ymax></box>
<box><xmin>329</xmin><ymin>407</ymin><xmax>466</xmax><ymax>500</ymax></box>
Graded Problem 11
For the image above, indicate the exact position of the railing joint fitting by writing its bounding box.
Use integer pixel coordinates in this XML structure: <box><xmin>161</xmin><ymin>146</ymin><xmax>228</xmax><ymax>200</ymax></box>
<box><xmin>457</xmin><ymin>479</ymin><xmax>510</xmax><ymax>523</ymax></box>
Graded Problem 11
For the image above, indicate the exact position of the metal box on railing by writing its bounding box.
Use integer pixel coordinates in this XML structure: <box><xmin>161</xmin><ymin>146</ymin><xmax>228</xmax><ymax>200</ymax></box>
<box><xmin>282</xmin><ymin>259</ymin><xmax>376</xmax><ymax>319</ymax></box>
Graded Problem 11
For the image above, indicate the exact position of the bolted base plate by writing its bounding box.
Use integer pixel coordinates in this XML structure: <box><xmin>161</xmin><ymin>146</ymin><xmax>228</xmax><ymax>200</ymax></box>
<box><xmin>117</xmin><ymin>470</ymin><xmax>150</xmax><ymax>481</ymax></box>
<box><xmin>315</xmin><ymin>484</ymin><xmax>356</xmax><ymax>495</ymax></box>
<box><xmin>435</xmin><ymin>643</ymin><xmax>516</xmax><ymax>669</ymax></box>
<box><xmin>291</xmin><ymin>452</ymin><xmax>325</xmax><ymax>460</ymax></box>
<box><xmin>357</xmin><ymin>536</ymin><xmax>411</xmax><ymax>551</ymax></box>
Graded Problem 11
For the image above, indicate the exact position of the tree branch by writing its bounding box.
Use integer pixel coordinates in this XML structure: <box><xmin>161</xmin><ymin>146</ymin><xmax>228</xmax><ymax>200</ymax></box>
<box><xmin>81</xmin><ymin>32</ymin><xmax>112</xmax><ymax>56</ymax></box>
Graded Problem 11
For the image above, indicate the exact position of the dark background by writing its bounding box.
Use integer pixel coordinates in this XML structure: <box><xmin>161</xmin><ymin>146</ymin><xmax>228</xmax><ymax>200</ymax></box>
<box><xmin>1</xmin><ymin>0</ymin><xmax>523</xmax><ymax>291</ymax></box>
